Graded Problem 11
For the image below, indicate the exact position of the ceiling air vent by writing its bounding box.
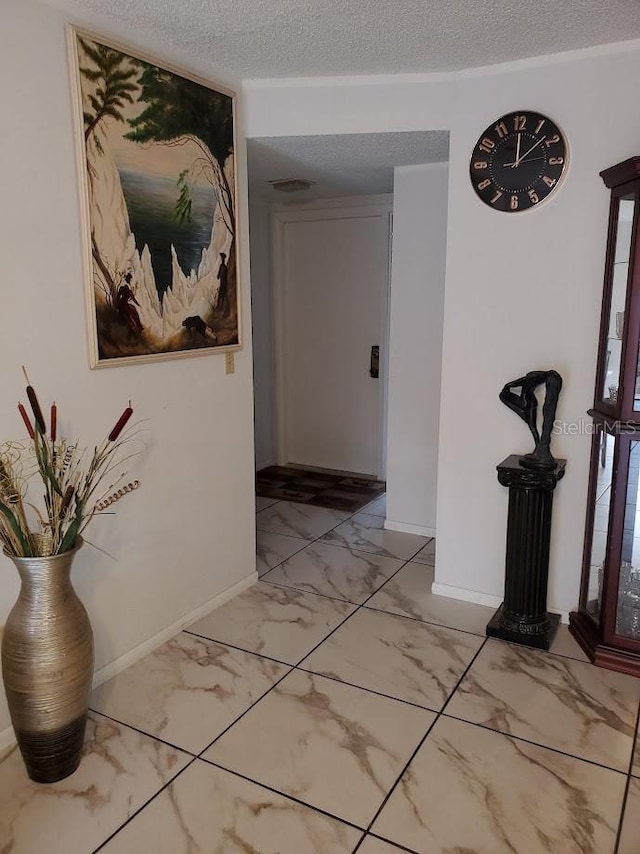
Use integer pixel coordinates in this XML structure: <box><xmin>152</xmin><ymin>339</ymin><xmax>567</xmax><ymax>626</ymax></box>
<box><xmin>267</xmin><ymin>178</ymin><xmax>316</xmax><ymax>193</ymax></box>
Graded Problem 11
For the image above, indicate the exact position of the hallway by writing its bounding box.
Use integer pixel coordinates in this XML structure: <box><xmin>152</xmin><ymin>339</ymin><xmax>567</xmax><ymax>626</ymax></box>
<box><xmin>0</xmin><ymin>495</ymin><xmax>639</xmax><ymax>852</ymax></box>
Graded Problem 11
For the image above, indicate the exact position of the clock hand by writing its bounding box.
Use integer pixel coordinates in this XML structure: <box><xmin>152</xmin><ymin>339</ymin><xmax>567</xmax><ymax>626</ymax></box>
<box><xmin>512</xmin><ymin>133</ymin><xmax>521</xmax><ymax>168</ymax></box>
<box><xmin>514</xmin><ymin>135</ymin><xmax>546</xmax><ymax>166</ymax></box>
<box><xmin>503</xmin><ymin>156</ymin><xmax>546</xmax><ymax>166</ymax></box>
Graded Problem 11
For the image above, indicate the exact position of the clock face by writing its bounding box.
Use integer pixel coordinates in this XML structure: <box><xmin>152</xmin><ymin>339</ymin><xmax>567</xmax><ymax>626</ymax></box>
<box><xmin>469</xmin><ymin>111</ymin><xmax>567</xmax><ymax>212</ymax></box>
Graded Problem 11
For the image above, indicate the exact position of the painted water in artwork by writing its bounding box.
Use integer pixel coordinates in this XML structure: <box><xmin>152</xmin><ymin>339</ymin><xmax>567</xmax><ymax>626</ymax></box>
<box><xmin>74</xmin><ymin>33</ymin><xmax>238</xmax><ymax>364</ymax></box>
<box><xmin>119</xmin><ymin>171</ymin><xmax>216</xmax><ymax>297</ymax></box>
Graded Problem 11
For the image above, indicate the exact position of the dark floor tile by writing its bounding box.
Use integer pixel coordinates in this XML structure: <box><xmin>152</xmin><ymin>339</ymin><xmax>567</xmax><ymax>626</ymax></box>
<box><xmin>320</xmin><ymin>489</ymin><xmax>382</xmax><ymax>502</ymax></box>
<box><xmin>257</xmin><ymin>478</ymin><xmax>294</xmax><ymax>488</ymax></box>
<box><xmin>294</xmin><ymin>471</ymin><xmax>342</xmax><ymax>483</ymax></box>
<box><xmin>261</xmin><ymin>488</ymin><xmax>315</xmax><ymax>502</ymax></box>
<box><xmin>339</xmin><ymin>478</ymin><xmax>385</xmax><ymax>490</ymax></box>
<box><xmin>258</xmin><ymin>466</ymin><xmax>302</xmax><ymax>477</ymax></box>
<box><xmin>294</xmin><ymin>477</ymin><xmax>345</xmax><ymax>489</ymax></box>
<box><xmin>256</xmin><ymin>467</ymin><xmax>385</xmax><ymax>513</ymax></box>
<box><xmin>311</xmin><ymin>495</ymin><xmax>364</xmax><ymax>512</ymax></box>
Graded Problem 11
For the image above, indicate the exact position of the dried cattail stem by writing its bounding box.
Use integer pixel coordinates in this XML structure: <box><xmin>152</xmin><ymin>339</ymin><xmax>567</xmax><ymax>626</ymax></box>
<box><xmin>3</xmin><ymin>371</ymin><xmax>143</xmax><ymax>556</ymax></box>
<box><xmin>50</xmin><ymin>403</ymin><xmax>57</xmax><ymax>443</ymax></box>
<box><xmin>18</xmin><ymin>404</ymin><xmax>35</xmax><ymax>439</ymax></box>
<box><xmin>22</xmin><ymin>369</ymin><xmax>46</xmax><ymax>434</ymax></box>
<box><xmin>108</xmin><ymin>403</ymin><xmax>133</xmax><ymax>442</ymax></box>
<box><xmin>27</xmin><ymin>387</ymin><xmax>46</xmax><ymax>434</ymax></box>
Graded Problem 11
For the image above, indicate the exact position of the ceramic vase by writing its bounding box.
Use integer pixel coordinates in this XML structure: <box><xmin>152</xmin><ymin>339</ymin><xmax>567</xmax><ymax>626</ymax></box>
<box><xmin>1</xmin><ymin>538</ymin><xmax>94</xmax><ymax>783</ymax></box>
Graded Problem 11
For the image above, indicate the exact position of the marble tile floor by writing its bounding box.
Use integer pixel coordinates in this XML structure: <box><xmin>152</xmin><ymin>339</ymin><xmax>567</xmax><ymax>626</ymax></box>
<box><xmin>1</xmin><ymin>496</ymin><xmax>640</xmax><ymax>853</ymax></box>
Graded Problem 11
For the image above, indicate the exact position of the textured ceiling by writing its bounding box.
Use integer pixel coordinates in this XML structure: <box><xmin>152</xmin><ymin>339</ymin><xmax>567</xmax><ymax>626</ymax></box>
<box><xmin>65</xmin><ymin>0</ymin><xmax>640</xmax><ymax>78</ymax></box>
<box><xmin>247</xmin><ymin>132</ymin><xmax>449</xmax><ymax>200</ymax></box>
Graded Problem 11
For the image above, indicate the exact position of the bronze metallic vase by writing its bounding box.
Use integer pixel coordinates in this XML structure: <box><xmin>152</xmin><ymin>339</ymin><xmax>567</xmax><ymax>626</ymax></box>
<box><xmin>1</xmin><ymin>538</ymin><xmax>94</xmax><ymax>783</ymax></box>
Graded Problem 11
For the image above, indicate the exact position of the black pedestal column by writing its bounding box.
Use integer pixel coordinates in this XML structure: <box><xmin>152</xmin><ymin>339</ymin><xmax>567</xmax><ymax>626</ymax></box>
<box><xmin>486</xmin><ymin>454</ymin><xmax>566</xmax><ymax>650</ymax></box>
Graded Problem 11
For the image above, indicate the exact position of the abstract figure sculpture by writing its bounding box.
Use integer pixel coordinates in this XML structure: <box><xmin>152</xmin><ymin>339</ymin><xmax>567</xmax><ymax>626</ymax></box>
<box><xmin>499</xmin><ymin>370</ymin><xmax>563</xmax><ymax>470</ymax></box>
<box><xmin>488</xmin><ymin>369</ymin><xmax>566</xmax><ymax>650</ymax></box>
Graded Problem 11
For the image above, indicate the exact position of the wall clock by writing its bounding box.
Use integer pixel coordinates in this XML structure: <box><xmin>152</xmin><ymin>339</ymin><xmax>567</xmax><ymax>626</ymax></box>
<box><xmin>469</xmin><ymin>111</ymin><xmax>567</xmax><ymax>212</ymax></box>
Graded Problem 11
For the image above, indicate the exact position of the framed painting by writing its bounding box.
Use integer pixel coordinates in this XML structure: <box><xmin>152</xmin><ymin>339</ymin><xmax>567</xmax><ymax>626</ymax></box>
<box><xmin>68</xmin><ymin>27</ymin><xmax>240</xmax><ymax>367</ymax></box>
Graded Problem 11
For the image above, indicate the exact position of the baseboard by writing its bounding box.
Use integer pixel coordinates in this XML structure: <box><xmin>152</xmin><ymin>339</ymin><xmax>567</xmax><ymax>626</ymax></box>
<box><xmin>430</xmin><ymin>582</ymin><xmax>570</xmax><ymax>623</ymax></box>
<box><xmin>93</xmin><ymin>571</ymin><xmax>257</xmax><ymax>689</ymax></box>
<box><xmin>0</xmin><ymin>571</ymin><xmax>258</xmax><ymax>753</ymax></box>
<box><xmin>384</xmin><ymin>519</ymin><xmax>436</xmax><ymax>537</ymax></box>
<box><xmin>430</xmin><ymin>582</ymin><xmax>503</xmax><ymax>609</ymax></box>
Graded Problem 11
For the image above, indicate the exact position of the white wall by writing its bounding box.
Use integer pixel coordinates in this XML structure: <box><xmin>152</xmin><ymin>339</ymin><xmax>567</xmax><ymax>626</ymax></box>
<box><xmin>249</xmin><ymin>202</ymin><xmax>276</xmax><ymax>470</ymax></box>
<box><xmin>244</xmin><ymin>73</ymin><xmax>455</xmax><ymax>138</ymax></box>
<box><xmin>244</xmin><ymin>38</ymin><xmax>640</xmax><ymax>616</ymax></box>
<box><xmin>436</xmin><ymin>46</ymin><xmax>640</xmax><ymax>615</ymax></box>
<box><xmin>385</xmin><ymin>164</ymin><xmax>448</xmax><ymax>536</ymax></box>
<box><xmin>0</xmin><ymin>0</ymin><xmax>256</xmax><ymax>741</ymax></box>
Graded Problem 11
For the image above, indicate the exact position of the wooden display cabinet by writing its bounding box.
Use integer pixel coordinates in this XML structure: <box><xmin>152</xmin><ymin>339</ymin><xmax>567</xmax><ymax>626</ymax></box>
<box><xmin>570</xmin><ymin>157</ymin><xmax>640</xmax><ymax>676</ymax></box>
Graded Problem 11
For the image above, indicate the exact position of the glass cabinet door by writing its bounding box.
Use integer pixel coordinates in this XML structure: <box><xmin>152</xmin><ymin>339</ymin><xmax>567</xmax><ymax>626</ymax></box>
<box><xmin>616</xmin><ymin>440</ymin><xmax>640</xmax><ymax>638</ymax></box>
<box><xmin>584</xmin><ymin>425</ymin><xmax>616</xmax><ymax>624</ymax></box>
<box><xmin>602</xmin><ymin>194</ymin><xmax>635</xmax><ymax>406</ymax></box>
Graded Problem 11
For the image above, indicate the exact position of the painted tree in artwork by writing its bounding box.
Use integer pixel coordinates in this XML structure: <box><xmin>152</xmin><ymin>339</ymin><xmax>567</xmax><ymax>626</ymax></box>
<box><xmin>79</xmin><ymin>38</ymin><xmax>140</xmax><ymax>306</ymax></box>
<box><xmin>80</xmin><ymin>38</ymin><xmax>139</xmax><ymax>147</ymax></box>
<box><xmin>125</xmin><ymin>65</ymin><xmax>235</xmax><ymax>241</ymax></box>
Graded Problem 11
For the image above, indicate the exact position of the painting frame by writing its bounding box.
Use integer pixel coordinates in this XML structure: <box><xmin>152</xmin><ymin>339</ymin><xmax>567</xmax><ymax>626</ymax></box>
<box><xmin>67</xmin><ymin>26</ymin><xmax>242</xmax><ymax>368</ymax></box>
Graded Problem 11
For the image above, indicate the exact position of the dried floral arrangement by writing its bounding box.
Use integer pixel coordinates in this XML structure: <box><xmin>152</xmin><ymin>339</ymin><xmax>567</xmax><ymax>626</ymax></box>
<box><xmin>0</xmin><ymin>369</ymin><xmax>140</xmax><ymax>557</ymax></box>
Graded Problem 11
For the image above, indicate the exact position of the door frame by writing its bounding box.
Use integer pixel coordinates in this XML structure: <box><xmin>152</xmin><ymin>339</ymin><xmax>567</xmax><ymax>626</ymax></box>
<box><xmin>270</xmin><ymin>194</ymin><xmax>393</xmax><ymax>480</ymax></box>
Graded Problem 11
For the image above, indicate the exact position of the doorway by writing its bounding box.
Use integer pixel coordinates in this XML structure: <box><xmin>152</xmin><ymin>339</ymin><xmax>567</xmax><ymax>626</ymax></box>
<box><xmin>272</xmin><ymin>201</ymin><xmax>391</xmax><ymax>478</ymax></box>
<box><xmin>248</xmin><ymin>131</ymin><xmax>449</xmax><ymax>486</ymax></box>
